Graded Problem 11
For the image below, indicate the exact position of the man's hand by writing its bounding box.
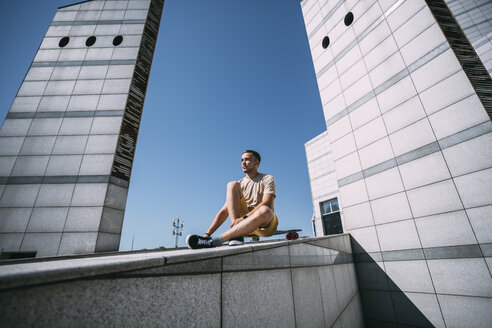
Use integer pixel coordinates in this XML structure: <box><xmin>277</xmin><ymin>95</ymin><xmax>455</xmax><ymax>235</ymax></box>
<box><xmin>230</xmin><ymin>217</ymin><xmax>244</xmax><ymax>228</ymax></box>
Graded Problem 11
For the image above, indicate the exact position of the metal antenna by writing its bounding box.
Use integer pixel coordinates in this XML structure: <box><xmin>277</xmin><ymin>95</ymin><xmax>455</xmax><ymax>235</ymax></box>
<box><xmin>172</xmin><ymin>216</ymin><xmax>184</xmax><ymax>248</ymax></box>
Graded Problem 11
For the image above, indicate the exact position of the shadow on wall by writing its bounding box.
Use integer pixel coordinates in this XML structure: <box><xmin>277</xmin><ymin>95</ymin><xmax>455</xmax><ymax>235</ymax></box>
<box><xmin>350</xmin><ymin>237</ymin><xmax>435</xmax><ymax>328</ymax></box>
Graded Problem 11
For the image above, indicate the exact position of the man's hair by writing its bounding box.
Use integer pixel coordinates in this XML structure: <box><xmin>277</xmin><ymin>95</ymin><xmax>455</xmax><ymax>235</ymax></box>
<box><xmin>243</xmin><ymin>149</ymin><xmax>261</xmax><ymax>163</ymax></box>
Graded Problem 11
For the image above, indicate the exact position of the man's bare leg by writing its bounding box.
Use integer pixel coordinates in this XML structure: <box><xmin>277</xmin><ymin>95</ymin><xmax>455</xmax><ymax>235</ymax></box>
<box><xmin>204</xmin><ymin>204</ymin><xmax>228</xmax><ymax>237</ymax></box>
<box><xmin>226</xmin><ymin>181</ymin><xmax>242</xmax><ymax>223</ymax></box>
<box><xmin>221</xmin><ymin>205</ymin><xmax>274</xmax><ymax>242</ymax></box>
<box><xmin>203</xmin><ymin>181</ymin><xmax>242</xmax><ymax>238</ymax></box>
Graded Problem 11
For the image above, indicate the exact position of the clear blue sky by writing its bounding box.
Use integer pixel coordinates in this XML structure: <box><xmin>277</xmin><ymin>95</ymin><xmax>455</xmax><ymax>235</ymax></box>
<box><xmin>0</xmin><ymin>0</ymin><xmax>326</xmax><ymax>249</ymax></box>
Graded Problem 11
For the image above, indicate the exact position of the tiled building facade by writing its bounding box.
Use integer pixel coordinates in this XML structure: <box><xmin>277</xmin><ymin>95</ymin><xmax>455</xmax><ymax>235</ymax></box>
<box><xmin>0</xmin><ymin>0</ymin><xmax>164</xmax><ymax>257</ymax></box>
<box><xmin>302</xmin><ymin>0</ymin><xmax>492</xmax><ymax>326</ymax></box>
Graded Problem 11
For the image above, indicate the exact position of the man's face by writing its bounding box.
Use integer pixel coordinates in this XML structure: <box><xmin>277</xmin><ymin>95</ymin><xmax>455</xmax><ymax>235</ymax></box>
<box><xmin>241</xmin><ymin>152</ymin><xmax>258</xmax><ymax>173</ymax></box>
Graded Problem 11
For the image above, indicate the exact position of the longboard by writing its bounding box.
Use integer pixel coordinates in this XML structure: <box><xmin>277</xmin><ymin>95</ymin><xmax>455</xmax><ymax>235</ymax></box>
<box><xmin>275</xmin><ymin>229</ymin><xmax>302</xmax><ymax>240</ymax></box>
<box><xmin>246</xmin><ymin>229</ymin><xmax>302</xmax><ymax>240</ymax></box>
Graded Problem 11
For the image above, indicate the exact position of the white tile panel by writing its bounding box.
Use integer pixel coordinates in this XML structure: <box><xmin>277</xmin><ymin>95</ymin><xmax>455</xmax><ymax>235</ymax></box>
<box><xmin>454</xmin><ymin>168</ymin><xmax>492</xmax><ymax>209</ymax></box>
<box><xmin>339</xmin><ymin>59</ymin><xmax>366</xmax><ymax>90</ymax></box>
<box><xmin>386</xmin><ymin>0</ymin><xmax>427</xmax><ymax>32</ymax></box>
<box><xmin>392</xmin><ymin>6</ymin><xmax>435</xmax><ymax>49</ymax></box>
<box><xmin>343</xmin><ymin>74</ymin><xmax>372</xmax><ymax>107</ymax></box>
<box><xmin>78</xmin><ymin>66</ymin><xmax>109</xmax><ymax>80</ymax></box>
<box><xmin>415</xmin><ymin>210</ymin><xmax>477</xmax><ymax>248</ymax></box>
<box><xmin>18</xmin><ymin>81</ymin><xmax>48</xmax><ymax>97</ymax></box>
<box><xmin>51</xmin><ymin>66</ymin><xmax>81</xmax><ymax>80</ymax></box>
<box><xmin>364</xmin><ymin>35</ymin><xmax>399</xmax><ymax>72</ymax></box>
<box><xmin>58</xmin><ymin>49</ymin><xmax>87</xmax><ymax>61</ymax></box>
<box><xmin>377</xmin><ymin>219</ymin><xmax>421</xmax><ymax>251</ymax></box>
<box><xmin>419</xmin><ymin>70</ymin><xmax>475</xmax><ymax>115</ymax></box>
<box><xmin>384</xmin><ymin>260</ymin><xmax>434</xmax><ymax>293</ymax></box>
<box><xmin>85</xmin><ymin>48</ymin><xmax>113</xmax><ymax>61</ymax></box>
<box><xmin>365</xmin><ymin>166</ymin><xmax>404</xmax><ymax>200</ymax></box>
<box><xmin>335</xmin><ymin>46</ymin><xmax>363</xmax><ymax>76</ymax></box>
<box><xmin>376</xmin><ymin>76</ymin><xmax>417</xmax><ymax>114</ymax></box>
<box><xmin>349</xmin><ymin>97</ymin><xmax>381</xmax><ymax>130</ymax></box>
<box><xmin>352</xmin><ymin>0</ymin><xmax>382</xmax><ymax>37</ymax></box>
<box><xmin>399</xmin><ymin>152</ymin><xmax>451</xmax><ymax>190</ymax></box>
<box><xmin>347</xmin><ymin>225</ymin><xmax>380</xmax><ymax>252</ymax></box>
<box><xmin>67</xmin><ymin>95</ymin><xmax>100</xmax><ymax>111</ymax></box>
<box><xmin>407</xmin><ymin>179</ymin><xmax>463</xmax><ymax>218</ymax></box>
<box><xmin>389</xmin><ymin>118</ymin><xmax>436</xmax><ymax>156</ymax></box>
<box><xmin>25</xmin><ymin>67</ymin><xmax>54</xmax><ymax>81</ymax></box>
<box><xmin>317</xmin><ymin>63</ymin><xmax>339</xmax><ymax>91</ymax></box>
<box><xmin>323</xmin><ymin>93</ymin><xmax>346</xmax><ymax>122</ymax></box>
<box><xmin>382</xmin><ymin>95</ymin><xmax>426</xmax><ymax>134</ymax></box>
<box><xmin>358</xmin><ymin>136</ymin><xmax>394</xmax><ymax>169</ymax></box>
<box><xmin>59</xmin><ymin>118</ymin><xmax>93</xmax><ymax>135</ymax></box>
<box><xmin>342</xmin><ymin>202</ymin><xmax>374</xmax><ymax>230</ymax></box>
<box><xmin>95</xmin><ymin>24</ymin><xmax>121</xmax><ymax>36</ymax></box>
<box><xmin>410</xmin><ymin>49</ymin><xmax>462</xmax><ymax>93</ymax></box>
<box><xmin>69</xmin><ymin>25</ymin><xmax>97</xmax><ymax>37</ymax></box>
<box><xmin>369</xmin><ymin>51</ymin><xmax>405</xmax><ymax>88</ymax></box>
<box><xmin>354</xmin><ymin>116</ymin><xmax>387</xmax><ymax>149</ymax></box>
<box><xmin>111</xmin><ymin>47</ymin><xmax>139</xmax><ymax>60</ymax></box>
<box><xmin>331</xmin><ymin>132</ymin><xmax>356</xmax><ymax>160</ymax></box>
<box><xmin>320</xmin><ymin>79</ymin><xmax>342</xmax><ymax>105</ymax></box>
<box><xmin>428</xmin><ymin>258</ymin><xmax>492</xmax><ymax>297</ymax></box>
<box><xmin>10</xmin><ymin>96</ymin><xmax>41</xmax><ymax>112</ymax></box>
<box><xmin>466</xmin><ymin>205</ymin><xmax>492</xmax><ymax>244</ymax></box>
<box><xmin>339</xmin><ymin>179</ymin><xmax>369</xmax><ymax>207</ymax></box>
<box><xmin>44</xmin><ymin>80</ymin><xmax>76</xmax><ymax>96</ymax></box>
<box><xmin>97</xmin><ymin>94</ymin><xmax>127</xmax><ymax>110</ymax></box>
<box><xmin>359</xmin><ymin>19</ymin><xmax>392</xmax><ymax>56</ymax></box>
<box><xmin>334</xmin><ymin>151</ymin><xmax>362</xmax><ymax>179</ymax></box>
<box><xmin>400</xmin><ymin>23</ymin><xmax>447</xmax><ymax>66</ymax></box>
<box><xmin>73</xmin><ymin>80</ymin><xmax>104</xmax><ymax>95</ymax></box>
<box><xmin>443</xmin><ymin>132</ymin><xmax>492</xmax><ymax>178</ymax></box>
<box><xmin>53</xmin><ymin>11</ymin><xmax>77</xmax><ymax>22</ymax></box>
<box><xmin>327</xmin><ymin>115</ymin><xmax>351</xmax><ymax>141</ymax></box>
<box><xmin>46</xmin><ymin>25</ymin><xmax>71</xmax><ymax>37</ymax></box>
<box><xmin>428</xmin><ymin>95</ymin><xmax>489</xmax><ymax>139</ymax></box>
<box><xmin>371</xmin><ymin>191</ymin><xmax>412</xmax><ymax>225</ymax></box>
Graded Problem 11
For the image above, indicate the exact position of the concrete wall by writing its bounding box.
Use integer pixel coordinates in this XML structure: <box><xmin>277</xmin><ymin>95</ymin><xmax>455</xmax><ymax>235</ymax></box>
<box><xmin>301</xmin><ymin>0</ymin><xmax>492</xmax><ymax>326</ymax></box>
<box><xmin>0</xmin><ymin>235</ymin><xmax>364</xmax><ymax>328</ymax></box>
<box><xmin>0</xmin><ymin>0</ymin><xmax>164</xmax><ymax>257</ymax></box>
<box><xmin>305</xmin><ymin>131</ymin><xmax>341</xmax><ymax>237</ymax></box>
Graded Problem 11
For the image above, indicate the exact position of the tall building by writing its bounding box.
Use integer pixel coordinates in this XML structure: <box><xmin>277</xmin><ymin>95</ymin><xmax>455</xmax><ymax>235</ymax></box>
<box><xmin>0</xmin><ymin>0</ymin><xmax>164</xmax><ymax>257</ymax></box>
<box><xmin>302</xmin><ymin>0</ymin><xmax>492</xmax><ymax>326</ymax></box>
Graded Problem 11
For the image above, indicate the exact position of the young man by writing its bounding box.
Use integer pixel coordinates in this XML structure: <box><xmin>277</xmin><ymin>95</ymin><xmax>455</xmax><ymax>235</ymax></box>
<box><xmin>186</xmin><ymin>150</ymin><xmax>278</xmax><ymax>249</ymax></box>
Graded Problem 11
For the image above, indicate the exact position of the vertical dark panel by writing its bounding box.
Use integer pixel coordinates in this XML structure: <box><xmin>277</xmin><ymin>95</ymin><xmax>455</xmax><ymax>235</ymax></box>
<box><xmin>425</xmin><ymin>0</ymin><xmax>492</xmax><ymax>119</ymax></box>
<box><xmin>112</xmin><ymin>0</ymin><xmax>165</xmax><ymax>181</ymax></box>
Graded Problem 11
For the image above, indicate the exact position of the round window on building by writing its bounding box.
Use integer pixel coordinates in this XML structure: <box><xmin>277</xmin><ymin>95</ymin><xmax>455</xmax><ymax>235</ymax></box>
<box><xmin>344</xmin><ymin>12</ymin><xmax>354</xmax><ymax>26</ymax></box>
<box><xmin>322</xmin><ymin>36</ymin><xmax>330</xmax><ymax>49</ymax></box>
<box><xmin>113</xmin><ymin>35</ymin><xmax>123</xmax><ymax>46</ymax></box>
<box><xmin>59</xmin><ymin>37</ymin><xmax>70</xmax><ymax>47</ymax></box>
<box><xmin>86</xmin><ymin>36</ymin><xmax>97</xmax><ymax>47</ymax></box>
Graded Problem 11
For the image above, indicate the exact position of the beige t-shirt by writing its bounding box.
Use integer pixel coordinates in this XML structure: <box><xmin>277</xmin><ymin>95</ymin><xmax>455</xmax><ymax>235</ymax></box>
<box><xmin>239</xmin><ymin>173</ymin><xmax>276</xmax><ymax>210</ymax></box>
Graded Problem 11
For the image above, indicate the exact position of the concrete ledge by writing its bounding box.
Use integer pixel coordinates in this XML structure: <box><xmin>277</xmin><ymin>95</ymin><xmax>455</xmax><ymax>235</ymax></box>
<box><xmin>0</xmin><ymin>234</ymin><xmax>364</xmax><ymax>328</ymax></box>
<box><xmin>0</xmin><ymin>235</ymin><xmax>353</xmax><ymax>291</ymax></box>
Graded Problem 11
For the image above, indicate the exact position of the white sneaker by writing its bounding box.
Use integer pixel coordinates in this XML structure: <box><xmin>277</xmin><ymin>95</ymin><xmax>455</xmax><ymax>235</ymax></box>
<box><xmin>228</xmin><ymin>236</ymin><xmax>244</xmax><ymax>246</ymax></box>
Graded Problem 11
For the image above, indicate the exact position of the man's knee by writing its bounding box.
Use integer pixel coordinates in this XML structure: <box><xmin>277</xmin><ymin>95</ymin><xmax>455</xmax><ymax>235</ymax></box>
<box><xmin>256</xmin><ymin>205</ymin><xmax>273</xmax><ymax>218</ymax></box>
<box><xmin>227</xmin><ymin>181</ymin><xmax>240</xmax><ymax>191</ymax></box>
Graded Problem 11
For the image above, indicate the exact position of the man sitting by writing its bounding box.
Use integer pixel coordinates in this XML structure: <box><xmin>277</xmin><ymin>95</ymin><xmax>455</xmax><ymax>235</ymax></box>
<box><xmin>186</xmin><ymin>150</ymin><xmax>278</xmax><ymax>249</ymax></box>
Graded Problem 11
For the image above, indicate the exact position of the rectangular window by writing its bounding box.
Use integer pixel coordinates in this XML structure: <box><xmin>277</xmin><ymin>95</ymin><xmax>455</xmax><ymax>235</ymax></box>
<box><xmin>320</xmin><ymin>198</ymin><xmax>343</xmax><ymax>235</ymax></box>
